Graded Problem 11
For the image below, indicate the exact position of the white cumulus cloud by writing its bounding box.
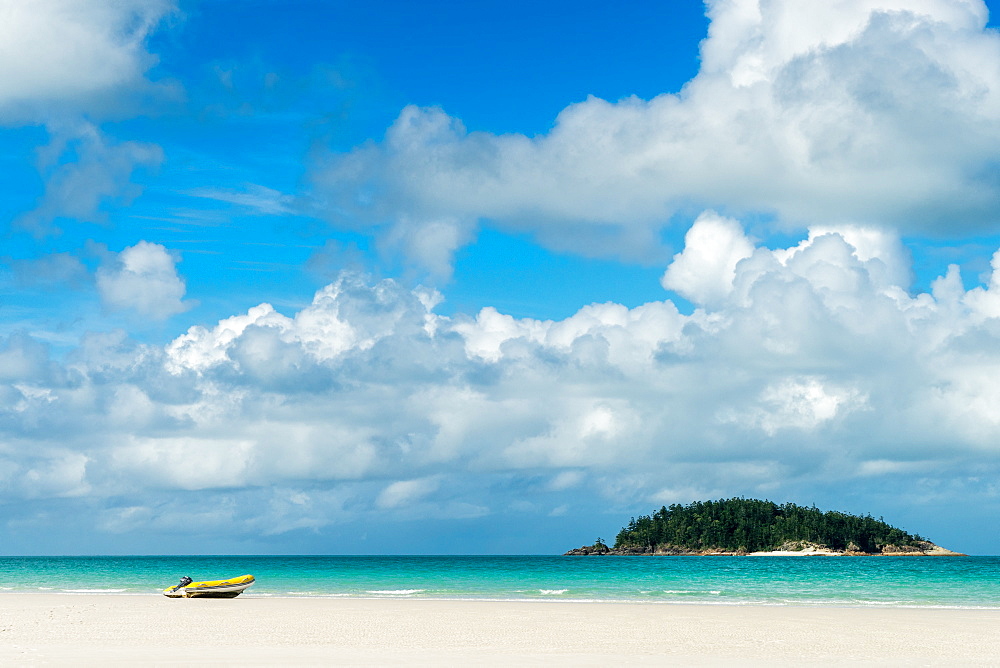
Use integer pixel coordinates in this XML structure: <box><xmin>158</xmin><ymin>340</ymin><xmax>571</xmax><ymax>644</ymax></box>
<box><xmin>96</xmin><ymin>241</ymin><xmax>192</xmax><ymax>320</ymax></box>
<box><xmin>312</xmin><ymin>0</ymin><xmax>1000</xmax><ymax>276</ymax></box>
<box><xmin>661</xmin><ymin>211</ymin><xmax>755</xmax><ymax>306</ymax></box>
<box><xmin>0</xmin><ymin>0</ymin><xmax>176</xmax><ymax>120</ymax></box>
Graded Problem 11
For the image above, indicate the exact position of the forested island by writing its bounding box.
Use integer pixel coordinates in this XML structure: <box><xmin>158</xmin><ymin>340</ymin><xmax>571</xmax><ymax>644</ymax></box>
<box><xmin>566</xmin><ymin>498</ymin><xmax>964</xmax><ymax>556</ymax></box>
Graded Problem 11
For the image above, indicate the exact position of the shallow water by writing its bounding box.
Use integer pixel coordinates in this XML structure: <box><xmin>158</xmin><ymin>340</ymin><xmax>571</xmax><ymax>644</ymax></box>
<box><xmin>0</xmin><ymin>555</ymin><xmax>997</xmax><ymax>608</ymax></box>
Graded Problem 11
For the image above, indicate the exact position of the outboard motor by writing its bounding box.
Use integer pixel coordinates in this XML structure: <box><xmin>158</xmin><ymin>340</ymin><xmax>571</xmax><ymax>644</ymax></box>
<box><xmin>171</xmin><ymin>576</ymin><xmax>194</xmax><ymax>592</ymax></box>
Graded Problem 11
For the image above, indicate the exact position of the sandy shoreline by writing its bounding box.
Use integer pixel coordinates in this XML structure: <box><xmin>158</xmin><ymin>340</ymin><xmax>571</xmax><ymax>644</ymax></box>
<box><xmin>2</xmin><ymin>594</ymin><xmax>999</xmax><ymax>666</ymax></box>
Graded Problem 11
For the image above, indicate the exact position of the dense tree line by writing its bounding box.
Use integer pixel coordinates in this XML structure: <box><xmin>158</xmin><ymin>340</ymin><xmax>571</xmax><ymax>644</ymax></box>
<box><xmin>614</xmin><ymin>498</ymin><xmax>924</xmax><ymax>553</ymax></box>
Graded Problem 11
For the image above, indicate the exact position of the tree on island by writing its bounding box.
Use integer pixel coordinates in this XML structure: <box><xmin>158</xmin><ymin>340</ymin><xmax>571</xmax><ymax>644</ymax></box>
<box><xmin>611</xmin><ymin>498</ymin><xmax>925</xmax><ymax>554</ymax></box>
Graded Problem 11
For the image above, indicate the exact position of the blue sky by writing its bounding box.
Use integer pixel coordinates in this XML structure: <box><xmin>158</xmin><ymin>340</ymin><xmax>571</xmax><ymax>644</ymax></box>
<box><xmin>3</xmin><ymin>0</ymin><xmax>1000</xmax><ymax>555</ymax></box>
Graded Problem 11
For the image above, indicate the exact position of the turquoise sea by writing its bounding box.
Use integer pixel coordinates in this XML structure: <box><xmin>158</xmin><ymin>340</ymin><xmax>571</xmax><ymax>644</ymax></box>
<box><xmin>1</xmin><ymin>556</ymin><xmax>998</xmax><ymax>608</ymax></box>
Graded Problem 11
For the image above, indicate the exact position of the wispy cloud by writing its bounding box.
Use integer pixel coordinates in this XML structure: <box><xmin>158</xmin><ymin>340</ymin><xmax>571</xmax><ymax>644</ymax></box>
<box><xmin>15</xmin><ymin>121</ymin><xmax>163</xmax><ymax>236</ymax></box>
<box><xmin>185</xmin><ymin>184</ymin><xmax>296</xmax><ymax>216</ymax></box>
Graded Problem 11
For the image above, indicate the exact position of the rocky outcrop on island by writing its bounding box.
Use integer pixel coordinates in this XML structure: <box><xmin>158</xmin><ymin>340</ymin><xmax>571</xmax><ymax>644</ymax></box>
<box><xmin>565</xmin><ymin>499</ymin><xmax>967</xmax><ymax>556</ymax></box>
<box><xmin>877</xmin><ymin>541</ymin><xmax>965</xmax><ymax>556</ymax></box>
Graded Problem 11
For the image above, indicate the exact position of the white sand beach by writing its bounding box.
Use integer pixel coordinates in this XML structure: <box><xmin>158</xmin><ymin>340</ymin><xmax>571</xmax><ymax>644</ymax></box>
<box><xmin>2</xmin><ymin>594</ymin><xmax>999</xmax><ymax>666</ymax></box>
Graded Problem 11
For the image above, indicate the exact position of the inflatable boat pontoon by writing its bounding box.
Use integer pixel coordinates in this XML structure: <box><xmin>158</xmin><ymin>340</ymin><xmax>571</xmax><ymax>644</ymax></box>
<box><xmin>163</xmin><ymin>574</ymin><xmax>255</xmax><ymax>598</ymax></box>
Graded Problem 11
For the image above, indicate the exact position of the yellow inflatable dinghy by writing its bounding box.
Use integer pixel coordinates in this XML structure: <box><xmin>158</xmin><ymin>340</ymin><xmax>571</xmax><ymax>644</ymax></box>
<box><xmin>163</xmin><ymin>574</ymin><xmax>255</xmax><ymax>598</ymax></box>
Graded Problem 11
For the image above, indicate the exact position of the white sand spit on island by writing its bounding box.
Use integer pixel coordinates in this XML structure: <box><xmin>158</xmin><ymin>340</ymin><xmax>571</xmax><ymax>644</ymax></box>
<box><xmin>1</xmin><ymin>594</ymin><xmax>999</xmax><ymax>666</ymax></box>
<box><xmin>746</xmin><ymin>548</ymin><xmax>843</xmax><ymax>556</ymax></box>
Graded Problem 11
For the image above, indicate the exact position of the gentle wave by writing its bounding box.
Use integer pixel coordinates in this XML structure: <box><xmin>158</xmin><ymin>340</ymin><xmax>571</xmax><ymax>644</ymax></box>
<box><xmin>365</xmin><ymin>589</ymin><xmax>425</xmax><ymax>595</ymax></box>
<box><xmin>62</xmin><ymin>588</ymin><xmax>127</xmax><ymax>593</ymax></box>
<box><xmin>4</xmin><ymin>590</ymin><xmax>998</xmax><ymax>609</ymax></box>
<box><xmin>539</xmin><ymin>589</ymin><xmax>568</xmax><ymax>595</ymax></box>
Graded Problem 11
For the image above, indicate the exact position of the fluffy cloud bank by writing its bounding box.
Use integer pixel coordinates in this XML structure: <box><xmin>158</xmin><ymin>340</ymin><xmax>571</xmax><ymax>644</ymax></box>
<box><xmin>313</xmin><ymin>0</ymin><xmax>1000</xmax><ymax>275</ymax></box>
<box><xmin>3</xmin><ymin>217</ymin><xmax>999</xmax><ymax>548</ymax></box>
